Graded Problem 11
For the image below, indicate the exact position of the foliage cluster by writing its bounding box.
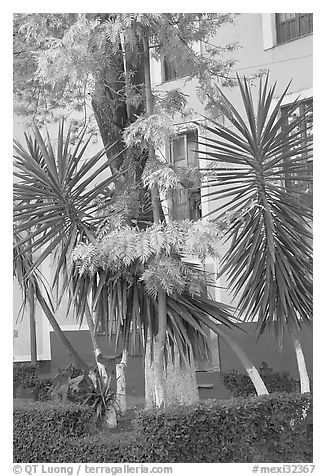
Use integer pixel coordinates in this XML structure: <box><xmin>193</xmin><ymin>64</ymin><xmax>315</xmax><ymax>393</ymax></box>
<box><xmin>136</xmin><ymin>393</ymin><xmax>313</xmax><ymax>463</ymax></box>
<box><xmin>13</xmin><ymin>394</ymin><xmax>312</xmax><ymax>463</ymax></box>
<box><xmin>13</xmin><ymin>400</ymin><xmax>96</xmax><ymax>462</ymax></box>
<box><xmin>13</xmin><ymin>362</ymin><xmax>52</xmax><ymax>401</ymax></box>
<box><xmin>72</xmin><ymin>220</ymin><xmax>223</xmax><ymax>297</ymax></box>
<box><xmin>31</xmin><ymin>377</ymin><xmax>53</xmax><ymax>401</ymax></box>
<box><xmin>52</xmin><ymin>369</ymin><xmax>119</xmax><ymax>426</ymax></box>
<box><xmin>222</xmin><ymin>362</ymin><xmax>299</xmax><ymax>397</ymax></box>
<box><xmin>13</xmin><ymin>13</ymin><xmax>239</xmax><ymax>128</ymax></box>
<box><xmin>200</xmin><ymin>75</ymin><xmax>313</xmax><ymax>344</ymax></box>
<box><xmin>13</xmin><ymin>362</ymin><xmax>38</xmax><ymax>390</ymax></box>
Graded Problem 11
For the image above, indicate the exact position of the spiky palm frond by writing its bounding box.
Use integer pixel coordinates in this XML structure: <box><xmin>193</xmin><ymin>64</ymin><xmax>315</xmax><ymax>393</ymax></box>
<box><xmin>67</xmin><ymin>267</ymin><xmax>239</xmax><ymax>368</ymax></box>
<box><xmin>14</xmin><ymin>232</ymin><xmax>53</xmax><ymax>316</ymax></box>
<box><xmin>199</xmin><ymin>74</ymin><xmax>312</xmax><ymax>343</ymax></box>
<box><xmin>69</xmin><ymin>228</ymin><xmax>241</xmax><ymax>368</ymax></box>
<box><xmin>13</xmin><ymin>119</ymin><xmax>241</xmax><ymax>370</ymax></box>
<box><xmin>13</xmin><ymin>120</ymin><xmax>123</xmax><ymax>283</ymax></box>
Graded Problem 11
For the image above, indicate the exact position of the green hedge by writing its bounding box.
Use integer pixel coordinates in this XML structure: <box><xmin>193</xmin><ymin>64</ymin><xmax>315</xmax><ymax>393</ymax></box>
<box><xmin>13</xmin><ymin>394</ymin><xmax>312</xmax><ymax>463</ymax></box>
<box><xmin>13</xmin><ymin>362</ymin><xmax>38</xmax><ymax>390</ymax></box>
<box><xmin>13</xmin><ymin>363</ymin><xmax>53</xmax><ymax>401</ymax></box>
<box><xmin>135</xmin><ymin>393</ymin><xmax>313</xmax><ymax>463</ymax></box>
<box><xmin>31</xmin><ymin>377</ymin><xmax>53</xmax><ymax>401</ymax></box>
<box><xmin>13</xmin><ymin>401</ymin><xmax>96</xmax><ymax>462</ymax></box>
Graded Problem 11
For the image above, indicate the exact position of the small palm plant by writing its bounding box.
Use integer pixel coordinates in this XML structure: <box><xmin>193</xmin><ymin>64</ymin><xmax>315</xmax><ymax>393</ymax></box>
<box><xmin>200</xmin><ymin>74</ymin><xmax>312</xmax><ymax>392</ymax></box>
<box><xmin>83</xmin><ymin>375</ymin><xmax>119</xmax><ymax>428</ymax></box>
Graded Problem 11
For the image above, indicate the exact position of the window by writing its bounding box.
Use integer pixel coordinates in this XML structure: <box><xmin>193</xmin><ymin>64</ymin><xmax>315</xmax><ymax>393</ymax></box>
<box><xmin>162</xmin><ymin>56</ymin><xmax>193</xmax><ymax>82</ymax></box>
<box><xmin>281</xmin><ymin>99</ymin><xmax>313</xmax><ymax>208</ymax></box>
<box><xmin>275</xmin><ymin>13</ymin><xmax>313</xmax><ymax>44</ymax></box>
<box><xmin>170</xmin><ymin>131</ymin><xmax>202</xmax><ymax>220</ymax></box>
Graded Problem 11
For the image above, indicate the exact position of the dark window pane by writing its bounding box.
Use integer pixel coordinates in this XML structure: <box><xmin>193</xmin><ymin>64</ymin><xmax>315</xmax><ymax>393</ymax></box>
<box><xmin>170</xmin><ymin>131</ymin><xmax>201</xmax><ymax>220</ymax></box>
<box><xmin>163</xmin><ymin>56</ymin><xmax>193</xmax><ymax>82</ymax></box>
<box><xmin>281</xmin><ymin>99</ymin><xmax>313</xmax><ymax>208</ymax></box>
<box><xmin>276</xmin><ymin>13</ymin><xmax>312</xmax><ymax>44</ymax></box>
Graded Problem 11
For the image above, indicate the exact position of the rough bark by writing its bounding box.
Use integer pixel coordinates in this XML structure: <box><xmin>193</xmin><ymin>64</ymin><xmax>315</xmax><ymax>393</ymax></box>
<box><xmin>84</xmin><ymin>305</ymin><xmax>110</xmax><ymax>386</ymax></box>
<box><xmin>291</xmin><ymin>328</ymin><xmax>310</xmax><ymax>393</ymax></box>
<box><xmin>28</xmin><ymin>281</ymin><xmax>37</xmax><ymax>364</ymax></box>
<box><xmin>142</xmin><ymin>31</ymin><xmax>168</xmax><ymax>408</ymax></box>
<box><xmin>116</xmin><ymin>349</ymin><xmax>128</xmax><ymax>415</ymax></box>
<box><xmin>145</xmin><ymin>342</ymin><xmax>199</xmax><ymax>408</ymax></box>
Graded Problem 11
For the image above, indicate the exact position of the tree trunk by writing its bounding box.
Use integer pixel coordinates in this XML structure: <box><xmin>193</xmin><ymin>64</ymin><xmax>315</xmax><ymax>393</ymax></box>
<box><xmin>208</xmin><ymin>322</ymin><xmax>269</xmax><ymax>396</ymax></box>
<box><xmin>165</xmin><ymin>349</ymin><xmax>199</xmax><ymax>407</ymax></box>
<box><xmin>291</xmin><ymin>328</ymin><xmax>310</xmax><ymax>393</ymax></box>
<box><xmin>116</xmin><ymin>349</ymin><xmax>128</xmax><ymax>415</ymax></box>
<box><xmin>145</xmin><ymin>342</ymin><xmax>199</xmax><ymax>408</ymax></box>
<box><xmin>27</xmin><ymin>235</ymin><xmax>37</xmax><ymax>364</ymax></box>
<box><xmin>144</xmin><ymin>339</ymin><xmax>156</xmax><ymax>409</ymax></box>
<box><xmin>153</xmin><ymin>290</ymin><xmax>167</xmax><ymax>407</ymax></box>
<box><xmin>28</xmin><ymin>281</ymin><xmax>37</xmax><ymax>364</ymax></box>
<box><xmin>142</xmin><ymin>32</ymin><xmax>168</xmax><ymax>408</ymax></box>
<box><xmin>35</xmin><ymin>288</ymin><xmax>89</xmax><ymax>372</ymax></box>
<box><xmin>84</xmin><ymin>305</ymin><xmax>110</xmax><ymax>386</ymax></box>
<box><xmin>105</xmin><ymin>405</ymin><xmax>118</xmax><ymax>429</ymax></box>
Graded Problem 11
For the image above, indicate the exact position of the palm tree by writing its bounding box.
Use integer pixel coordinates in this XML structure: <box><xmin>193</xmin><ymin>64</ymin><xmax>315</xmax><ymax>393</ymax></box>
<box><xmin>13</xmin><ymin>121</ymin><xmax>124</xmax><ymax>386</ymax></box>
<box><xmin>200</xmin><ymin>74</ymin><xmax>313</xmax><ymax>393</ymax></box>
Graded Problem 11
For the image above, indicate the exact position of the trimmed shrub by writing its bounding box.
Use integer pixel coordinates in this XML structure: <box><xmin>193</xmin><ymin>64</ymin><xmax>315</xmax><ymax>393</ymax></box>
<box><xmin>41</xmin><ymin>435</ymin><xmax>140</xmax><ymax>463</ymax></box>
<box><xmin>13</xmin><ymin>400</ymin><xmax>96</xmax><ymax>462</ymax></box>
<box><xmin>13</xmin><ymin>362</ymin><xmax>54</xmax><ymax>401</ymax></box>
<box><xmin>223</xmin><ymin>362</ymin><xmax>299</xmax><ymax>397</ymax></box>
<box><xmin>13</xmin><ymin>394</ymin><xmax>312</xmax><ymax>463</ymax></box>
<box><xmin>13</xmin><ymin>362</ymin><xmax>38</xmax><ymax>390</ymax></box>
<box><xmin>135</xmin><ymin>393</ymin><xmax>313</xmax><ymax>463</ymax></box>
<box><xmin>32</xmin><ymin>377</ymin><xmax>53</xmax><ymax>402</ymax></box>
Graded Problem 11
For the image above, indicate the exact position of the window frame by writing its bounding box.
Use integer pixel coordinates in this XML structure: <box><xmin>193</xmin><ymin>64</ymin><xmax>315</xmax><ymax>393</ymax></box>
<box><xmin>281</xmin><ymin>98</ymin><xmax>313</xmax><ymax>208</ymax></box>
<box><xmin>275</xmin><ymin>13</ymin><xmax>313</xmax><ymax>45</ymax></box>
<box><xmin>169</xmin><ymin>130</ymin><xmax>202</xmax><ymax>221</ymax></box>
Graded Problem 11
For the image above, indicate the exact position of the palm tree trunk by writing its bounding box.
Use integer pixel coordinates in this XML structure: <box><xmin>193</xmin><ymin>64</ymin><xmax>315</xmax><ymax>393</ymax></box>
<box><xmin>142</xmin><ymin>31</ymin><xmax>167</xmax><ymax>407</ymax></box>
<box><xmin>28</xmin><ymin>281</ymin><xmax>37</xmax><ymax>364</ymax></box>
<box><xmin>291</xmin><ymin>328</ymin><xmax>310</xmax><ymax>393</ymax></box>
<box><xmin>145</xmin><ymin>331</ymin><xmax>156</xmax><ymax>408</ymax></box>
<box><xmin>145</xmin><ymin>341</ymin><xmax>199</xmax><ymax>408</ymax></box>
<box><xmin>27</xmin><ymin>235</ymin><xmax>37</xmax><ymax>363</ymax></box>
<box><xmin>209</xmin><ymin>322</ymin><xmax>269</xmax><ymax>395</ymax></box>
<box><xmin>116</xmin><ymin>349</ymin><xmax>128</xmax><ymax>415</ymax></box>
<box><xmin>153</xmin><ymin>290</ymin><xmax>167</xmax><ymax>407</ymax></box>
<box><xmin>84</xmin><ymin>305</ymin><xmax>109</xmax><ymax>386</ymax></box>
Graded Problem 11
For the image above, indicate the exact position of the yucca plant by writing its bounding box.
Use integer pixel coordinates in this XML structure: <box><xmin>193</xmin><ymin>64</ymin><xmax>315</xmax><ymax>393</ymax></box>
<box><xmin>200</xmin><ymin>74</ymin><xmax>313</xmax><ymax>392</ymax></box>
<box><xmin>13</xmin><ymin>121</ymin><xmax>124</xmax><ymax>392</ymax></box>
<box><xmin>82</xmin><ymin>375</ymin><xmax>119</xmax><ymax>428</ymax></box>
